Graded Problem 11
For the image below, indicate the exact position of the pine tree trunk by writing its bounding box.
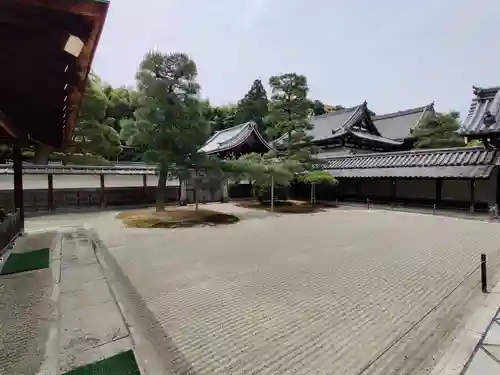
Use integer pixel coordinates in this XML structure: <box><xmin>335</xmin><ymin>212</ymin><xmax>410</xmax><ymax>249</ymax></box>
<box><xmin>155</xmin><ymin>165</ymin><xmax>167</xmax><ymax>212</ymax></box>
<box><xmin>195</xmin><ymin>186</ymin><xmax>199</xmax><ymax>211</ymax></box>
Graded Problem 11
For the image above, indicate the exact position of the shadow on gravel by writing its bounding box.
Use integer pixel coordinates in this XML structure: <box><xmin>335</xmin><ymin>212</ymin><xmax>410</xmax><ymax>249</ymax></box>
<box><xmin>87</xmin><ymin>229</ymin><xmax>199</xmax><ymax>375</ymax></box>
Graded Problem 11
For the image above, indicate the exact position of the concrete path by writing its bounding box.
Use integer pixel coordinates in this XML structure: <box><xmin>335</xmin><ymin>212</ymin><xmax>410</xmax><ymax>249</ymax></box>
<box><xmin>0</xmin><ymin>224</ymin><xmax>138</xmax><ymax>374</ymax></box>
<box><xmin>0</xmin><ymin>231</ymin><xmax>57</xmax><ymax>375</ymax></box>
<box><xmin>56</xmin><ymin>228</ymin><xmax>133</xmax><ymax>373</ymax></box>
<box><xmin>431</xmin><ymin>281</ymin><xmax>500</xmax><ymax>375</ymax></box>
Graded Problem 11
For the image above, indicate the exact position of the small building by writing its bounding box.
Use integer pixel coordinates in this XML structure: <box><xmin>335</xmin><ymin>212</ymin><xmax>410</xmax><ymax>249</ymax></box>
<box><xmin>199</xmin><ymin>121</ymin><xmax>273</xmax><ymax>157</ymax></box>
<box><xmin>460</xmin><ymin>86</ymin><xmax>500</xmax><ymax>150</ymax></box>
<box><xmin>177</xmin><ymin>121</ymin><xmax>272</xmax><ymax>204</ymax></box>
<box><xmin>275</xmin><ymin>102</ymin><xmax>434</xmax><ymax>156</ymax></box>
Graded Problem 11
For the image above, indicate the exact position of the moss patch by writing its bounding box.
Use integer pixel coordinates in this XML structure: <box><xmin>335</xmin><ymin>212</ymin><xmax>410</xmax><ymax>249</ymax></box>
<box><xmin>0</xmin><ymin>248</ymin><xmax>50</xmax><ymax>276</ymax></box>
<box><xmin>237</xmin><ymin>200</ymin><xmax>326</xmax><ymax>214</ymax></box>
<box><xmin>117</xmin><ymin>208</ymin><xmax>239</xmax><ymax>228</ymax></box>
<box><xmin>63</xmin><ymin>350</ymin><xmax>140</xmax><ymax>375</ymax></box>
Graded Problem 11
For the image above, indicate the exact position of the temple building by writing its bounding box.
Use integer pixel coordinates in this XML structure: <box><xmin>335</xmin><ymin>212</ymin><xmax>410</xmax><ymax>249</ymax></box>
<box><xmin>191</xmin><ymin>87</ymin><xmax>500</xmax><ymax>212</ymax></box>
<box><xmin>178</xmin><ymin>121</ymin><xmax>272</xmax><ymax>204</ymax></box>
<box><xmin>460</xmin><ymin>86</ymin><xmax>500</xmax><ymax>150</ymax></box>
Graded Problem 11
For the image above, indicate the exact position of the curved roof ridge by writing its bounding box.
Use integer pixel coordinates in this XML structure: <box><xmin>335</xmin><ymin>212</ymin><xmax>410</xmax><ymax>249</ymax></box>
<box><xmin>325</xmin><ymin>146</ymin><xmax>487</xmax><ymax>160</ymax></box>
<box><xmin>372</xmin><ymin>103</ymin><xmax>434</xmax><ymax>120</ymax></box>
<box><xmin>312</xmin><ymin>103</ymin><xmax>363</xmax><ymax>119</ymax></box>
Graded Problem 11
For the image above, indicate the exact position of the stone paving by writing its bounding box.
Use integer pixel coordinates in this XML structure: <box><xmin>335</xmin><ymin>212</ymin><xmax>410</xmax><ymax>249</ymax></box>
<box><xmin>24</xmin><ymin>204</ymin><xmax>500</xmax><ymax>374</ymax></box>
<box><xmin>0</xmin><ymin>231</ymin><xmax>58</xmax><ymax>375</ymax></box>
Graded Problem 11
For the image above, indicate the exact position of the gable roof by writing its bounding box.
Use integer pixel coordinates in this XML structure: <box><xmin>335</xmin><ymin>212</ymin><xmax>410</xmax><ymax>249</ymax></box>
<box><xmin>319</xmin><ymin>146</ymin><xmax>495</xmax><ymax>179</ymax></box>
<box><xmin>199</xmin><ymin>121</ymin><xmax>273</xmax><ymax>155</ymax></box>
<box><xmin>372</xmin><ymin>104</ymin><xmax>434</xmax><ymax>140</ymax></box>
<box><xmin>460</xmin><ymin>86</ymin><xmax>500</xmax><ymax>136</ymax></box>
<box><xmin>275</xmin><ymin>102</ymin><xmax>373</xmax><ymax>145</ymax></box>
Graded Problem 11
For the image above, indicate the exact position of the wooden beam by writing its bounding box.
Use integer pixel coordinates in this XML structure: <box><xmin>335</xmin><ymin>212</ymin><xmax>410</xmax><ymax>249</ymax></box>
<box><xmin>0</xmin><ymin>3</ymin><xmax>90</xmax><ymax>37</ymax></box>
<box><xmin>0</xmin><ymin>109</ymin><xmax>21</xmax><ymax>138</ymax></box>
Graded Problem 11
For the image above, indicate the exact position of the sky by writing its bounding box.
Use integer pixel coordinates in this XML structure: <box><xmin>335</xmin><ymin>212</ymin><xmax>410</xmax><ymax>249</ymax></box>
<box><xmin>92</xmin><ymin>0</ymin><xmax>500</xmax><ymax>118</ymax></box>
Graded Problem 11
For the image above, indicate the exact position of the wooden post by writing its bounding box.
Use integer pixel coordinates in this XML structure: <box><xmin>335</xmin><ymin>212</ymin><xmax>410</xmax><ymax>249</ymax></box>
<box><xmin>143</xmin><ymin>174</ymin><xmax>148</xmax><ymax>204</ymax></box>
<box><xmin>100</xmin><ymin>174</ymin><xmax>106</xmax><ymax>209</ymax></box>
<box><xmin>270</xmin><ymin>174</ymin><xmax>274</xmax><ymax>212</ymax></box>
<box><xmin>12</xmin><ymin>138</ymin><xmax>24</xmax><ymax>230</ymax></box>
<box><xmin>391</xmin><ymin>178</ymin><xmax>396</xmax><ymax>208</ymax></box>
<box><xmin>481</xmin><ymin>253</ymin><xmax>488</xmax><ymax>293</ymax></box>
<box><xmin>435</xmin><ymin>179</ymin><xmax>442</xmax><ymax>209</ymax></box>
<box><xmin>47</xmin><ymin>174</ymin><xmax>54</xmax><ymax>211</ymax></box>
<box><xmin>470</xmin><ymin>179</ymin><xmax>475</xmax><ymax>213</ymax></box>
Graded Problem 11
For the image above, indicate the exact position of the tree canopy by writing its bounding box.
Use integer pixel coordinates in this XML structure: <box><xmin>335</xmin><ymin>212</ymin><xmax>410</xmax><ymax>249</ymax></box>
<box><xmin>413</xmin><ymin>111</ymin><xmax>465</xmax><ymax>149</ymax></box>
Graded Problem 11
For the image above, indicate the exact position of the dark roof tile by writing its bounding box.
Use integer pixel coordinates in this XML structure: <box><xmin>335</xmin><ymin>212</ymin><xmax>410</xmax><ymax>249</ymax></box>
<box><xmin>372</xmin><ymin>104</ymin><xmax>434</xmax><ymax>140</ymax></box>
<box><xmin>318</xmin><ymin>147</ymin><xmax>495</xmax><ymax>179</ymax></box>
<box><xmin>460</xmin><ymin>86</ymin><xmax>500</xmax><ymax>135</ymax></box>
<box><xmin>199</xmin><ymin>121</ymin><xmax>272</xmax><ymax>154</ymax></box>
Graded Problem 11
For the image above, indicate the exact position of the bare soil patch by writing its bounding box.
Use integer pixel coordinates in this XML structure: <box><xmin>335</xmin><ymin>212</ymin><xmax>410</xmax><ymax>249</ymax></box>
<box><xmin>236</xmin><ymin>200</ymin><xmax>331</xmax><ymax>214</ymax></box>
<box><xmin>116</xmin><ymin>207</ymin><xmax>239</xmax><ymax>228</ymax></box>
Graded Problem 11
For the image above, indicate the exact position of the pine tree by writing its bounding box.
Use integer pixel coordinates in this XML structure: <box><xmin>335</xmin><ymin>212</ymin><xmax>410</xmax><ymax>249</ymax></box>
<box><xmin>235</xmin><ymin>79</ymin><xmax>269</xmax><ymax>134</ymax></box>
<box><xmin>413</xmin><ymin>111</ymin><xmax>465</xmax><ymax>149</ymax></box>
<box><xmin>121</xmin><ymin>51</ymin><xmax>209</xmax><ymax>211</ymax></box>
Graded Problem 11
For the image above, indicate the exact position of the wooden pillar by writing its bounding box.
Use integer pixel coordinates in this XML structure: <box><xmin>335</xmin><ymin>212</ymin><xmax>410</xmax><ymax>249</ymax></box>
<box><xmin>435</xmin><ymin>179</ymin><xmax>442</xmax><ymax>207</ymax></box>
<box><xmin>100</xmin><ymin>174</ymin><xmax>106</xmax><ymax>209</ymax></box>
<box><xmin>47</xmin><ymin>174</ymin><xmax>54</xmax><ymax>211</ymax></box>
<box><xmin>220</xmin><ymin>178</ymin><xmax>229</xmax><ymax>203</ymax></box>
<box><xmin>142</xmin><ymin>174</ymin><xmax>148</xmax><ymax>203</ymax></box>
<box><xmin>180</xmin><ymin>179</ymin><xmax>187</xmax><ymax>206</ymax></box>
<box><xmin>496</xmin><ymin>167</ymin><xmax>500</xmax><ymax>209</ymax></box>
<box><xmin>12</xmin><ymin>138</ymin><xmax>24</xmax><ymax>229</ymax></box>
<box><xmin>470</xmin><ymin>179</ymin><xmax>475</xmax><ymax>212</ymax></box>
<box><xmin>391</xmin><ymin>178</ymin><xmax>396</xmax><ymax>206</ymax></box>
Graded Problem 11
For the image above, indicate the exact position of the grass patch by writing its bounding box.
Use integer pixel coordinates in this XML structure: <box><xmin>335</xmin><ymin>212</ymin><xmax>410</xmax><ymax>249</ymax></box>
<box><xmin>237</xmin><ymin>200</ymin><xmax>327</xmax><ymax>214</ymax></box>
<box><xmin>63</xmin><ymin>350</ymin><xmax>140</xmax><ymax>375</ymax></box>
<box><xmin>0</xmin><ymin>248</ymin><xmax>50</xmax><ymax>275</ymax></box>
<box><xmin>117</xmin><ymin>207</ymin><xmax>239</xmax><ymax>228</ymax></box>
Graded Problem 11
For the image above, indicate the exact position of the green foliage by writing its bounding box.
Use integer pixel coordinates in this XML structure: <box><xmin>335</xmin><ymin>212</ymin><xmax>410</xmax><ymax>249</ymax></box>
<box><xmin>201</xmin><ymin>102</ymin><xmax>239</xmax><ymax>132</ymax></box>
<box><xmin>122</xmin><ymin>51</ymin><xmax>205</xmax><ymax>165</ymax></box>
<box><xmin>301</xmin><ymin>170</ymin><xmax>338</xmax><ymax>185</ymax></box>
<box><xmin>267</xmin><ymin>73</ymin><xmax>312</xmax><ymax>147</ymax></box>
<box><xmin>311</xmin><ymin>100</ymin><xmax>327</xmax><ymax>116</ymax></box>
<box><xmin>73</xmin><ymin>74</ymin><xmax>122</xmax><ymax>158</ymax></box>
<box><xmin>267</xmin><ymin>73</ymin><xmax>320</xmax><ymax>174</ymax></box>
<box><xmin>413</xmin><ymin>111</ymin><xmax>465</xmax><ymax>149</ymax></box>
<box><xmin>235</xmin><ymin>79</ymin><xmax>269</xmax><ymax>134</ymax></box>
<box><xmin>465</xmin><ymin>139</ymin><xmax>483</xmax><ymax>148</ymax></box>
<box><xmin>121</xmin><ymin>50</ymin><xmax>212</xmax><ymax>210</ymax></box>
<box><xmin>232</xmin><ymin>153</ymin><xmax>295</xmax><ymax>189</ymax></box>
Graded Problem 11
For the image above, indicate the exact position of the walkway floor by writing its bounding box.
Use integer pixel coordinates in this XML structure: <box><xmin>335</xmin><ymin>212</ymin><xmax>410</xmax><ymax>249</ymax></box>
<box><xmin>21</xmin><ymin>203</ymin><xmax>500</xmax><ymax>374</ymax></box>
<box><xmin>465</xmin><ymin>307</ymin><xmax>500</xmax><ymax>374</ymax></box>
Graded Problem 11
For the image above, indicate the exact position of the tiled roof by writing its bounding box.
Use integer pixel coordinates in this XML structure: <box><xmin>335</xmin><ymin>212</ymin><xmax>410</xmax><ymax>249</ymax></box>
<box><xmin>274</xmin><ymin>104</ymin><xmax>365</xmax><ymax>145</ymax></box>
<box><xmin>372</xmin><ymin>104</ymin><xmax>434</xmax><ymax>140</ymax></box>
<box><xmin>319</xmin><ymin>147</ymin><xmax>496</xmax><ymax>179</ymax></box>
<box><xmin>460</xmin><ymin>86</ymin><xmax>500</xmax><ymax>135</ymax></box>
<box><xmin>275</xmin><ymin>102</ymin><xmax>404</xmax><ymax>147</ymax></box>
<box><xmin>199</xmin><ymin>121</ymin><xmax>272</xmax><ymax>154</ymax></box>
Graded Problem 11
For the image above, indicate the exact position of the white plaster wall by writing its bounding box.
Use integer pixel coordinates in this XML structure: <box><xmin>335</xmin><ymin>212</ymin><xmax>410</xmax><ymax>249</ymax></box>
<box><xmin>0</xmin><ymin>174</ymin><xmax>180</xmax><ymax>190</ymax></box>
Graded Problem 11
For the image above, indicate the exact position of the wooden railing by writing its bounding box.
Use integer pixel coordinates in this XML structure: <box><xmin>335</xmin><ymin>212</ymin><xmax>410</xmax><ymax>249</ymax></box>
<box><xmin>0</xmin><ymin>209</ymin><xmax>21</xmax><ymax>255</ymax></box>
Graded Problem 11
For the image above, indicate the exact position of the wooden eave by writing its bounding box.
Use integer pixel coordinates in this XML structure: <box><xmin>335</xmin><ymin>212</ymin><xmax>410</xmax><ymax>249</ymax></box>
<box><xmin>0</xmin><ymin>0</ymin><xmax>109</xmax><ymax>148</ymax></box>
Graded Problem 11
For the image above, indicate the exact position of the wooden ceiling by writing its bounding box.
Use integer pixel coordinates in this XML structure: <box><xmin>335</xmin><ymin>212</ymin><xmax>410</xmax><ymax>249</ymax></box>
<box><xmin>0</xmin><ymin>0</ymin><xmax>109</xmax><ymax>148</ymax></box>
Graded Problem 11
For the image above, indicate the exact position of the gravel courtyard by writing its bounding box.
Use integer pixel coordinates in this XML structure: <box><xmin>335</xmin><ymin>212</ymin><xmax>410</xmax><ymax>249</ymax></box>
<box><xmin>28</xmin><ymin>204</ymin><xmax>500</xmax><ymax>374</ymax></box>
